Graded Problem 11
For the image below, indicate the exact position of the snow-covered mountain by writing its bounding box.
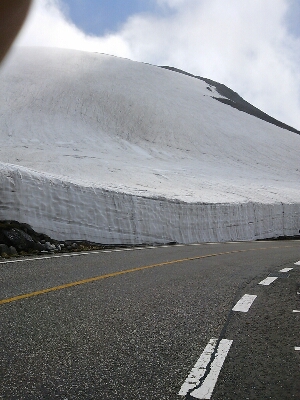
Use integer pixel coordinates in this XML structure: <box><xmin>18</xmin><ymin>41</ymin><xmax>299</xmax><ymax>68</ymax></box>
<box><xmin>0</xmin><ymin>47</ymin><xmax>299</xmax><ymax>243</ymax></box>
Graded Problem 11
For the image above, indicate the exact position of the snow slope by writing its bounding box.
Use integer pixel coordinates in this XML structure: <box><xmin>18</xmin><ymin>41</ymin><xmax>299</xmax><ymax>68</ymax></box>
<box><xmin>0</xmin><ymin>47</ymin><xmax>299</xmax><ymax>243</ymax></box>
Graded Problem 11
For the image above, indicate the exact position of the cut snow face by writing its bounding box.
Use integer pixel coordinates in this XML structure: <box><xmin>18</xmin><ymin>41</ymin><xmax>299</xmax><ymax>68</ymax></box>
<box><xmin>0</xmin><ymin>47</ymin><xmax>299</xmax><ymax>243</ymax></box>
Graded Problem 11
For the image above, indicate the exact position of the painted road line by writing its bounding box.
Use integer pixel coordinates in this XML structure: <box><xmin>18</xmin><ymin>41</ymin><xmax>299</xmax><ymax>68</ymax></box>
<box><xmin>293</xmin><ymin>310</ymin><xmax>300</xmax><ymax>313</ymax></box>
<box><xmin>295</xmin><ymin>261</ymin><xmax>300</xmax><ymax>265</ymax></box>
<box><xmin>179</xmin><ymin>338</ymin><xmax>233</xmax><ymax>399</ymax></box>
<box><xmin>279</xmin><ymin>267</ymin><xmax>293</xmax><ymax>272</ymax></box>
<box><xmin>190</xmin><ymin>339</ymin><xmax>233</xmax><ymax>399</ymax></box>
<box><xmin>52</xmin><ymin>253</ymin><xmax>89</xmax><ymax>257</ymax></box>
<box><xmin>0</xmin><ymin>246</ymin><xmax>296</xmax><ymax>304</ymax></box>
<box><xmin>0</xmin><ymin>252</ymin><xmax>95</xmax><ymax>264</ymax></box>
<box><xmin>295</xmin><ymin>347</ymin><xmax>300</xmax><ymax>351</ymax></box>
<box><xmin>232</xmin><ymin>294</ymin><xmax>257</xmax><ymax>312</ymax></box>
<box><xmin>0</xmin><ymin>244</ymin><xmax>295</xmax><ymax>265</ymax></box>
<box><xmin>0</xmin><ymin>252</ymin><xmax>238</xmax><ymax>305</ymax></box>
<box><xmin>179</xmin><ymin>339</ymin><xmax>218</xmax><ymax>396</ymax></box>
<box><xmin>259</xmin><ymin>276</ymin><xmax>278</xmax><ymax>286</ymax></box>
<box><xmin>61</xmin><ymin>252</ymin><xmax>92</xmax><ymax>256</ymax></box>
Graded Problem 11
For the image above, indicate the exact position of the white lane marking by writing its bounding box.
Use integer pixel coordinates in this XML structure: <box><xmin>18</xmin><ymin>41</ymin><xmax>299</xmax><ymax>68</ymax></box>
<box><xmin>190</xmin><ymin>340</ymin><xmax>233</xmax><ymax>399</ymax></box>
<box><xmin>0</xmin><ymin>245</ymin><xmax>166</xmax><ymax>264</ymax></box>
<box><xmin>279</xmin><ymin>267</ymin><xmax>293</xmax><ymax>272</ymax></box>
<box><xmin>53</xmin><ymin>253</ymin><xmax>90</xmax><ymax>257</ymax></box>
<box><xmin>259</xmin><ymin>276</ymin><xmax>278</xmax><ymax>286</ymax></box>
<box><xmin>293</xmin><ymin>310</ymin><xmax>300</xmax><ymax>313</ymax></box>
<box><xmin>232</xmin><ymin>294</ymin><xmax>257</xmax><ymax>312</ymax></box>
<box><xmin>295</xmin><ymin>347</ymin><xmax>300</xmax><ymax>351</ymax></box>
<box><xmin>52</xmin><ymin>252</ymin><xmax>89</xmax><ymax>257</ymax></box>
<box><xmin>175</xmin><ymin>244</ymin><xmax>185</xmax><ymax>247</ymax></box>
<box><xmin>179</xmin><ymin>338</ymin><xmax>233</xmax><ymax>399</ymax></box>
<box><xmin>190</xmin><ymin>243</ymin><xmax>201</xmax><ymax>246</ymax></box>
<box><xmin>0</xmin><ymin>252</ymin><xmax>98</xmax><ymax>264</ymax></box>
<box><xmin>294</xmin><ymin>261</ymin><xmax>300</xmax><ymax>265</ymax></box>
<box><xmin>179</xmin><ymin>339</ymin><xmax>217</xmax><ymax>396</ymax></box>
<box><xmin>160</xmin><ymin>245</ymin><xmax>170</xmax><ymax>248</ymax></box>
<box><xmin>0</xmin><ymin>256</ymin><xmax>49</xmax><ymax>264</ymax></box>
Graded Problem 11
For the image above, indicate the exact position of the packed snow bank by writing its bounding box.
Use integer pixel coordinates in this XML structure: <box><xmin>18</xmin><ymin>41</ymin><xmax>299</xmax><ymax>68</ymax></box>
<box><xmin>1</xmin><ymin>162</ymin><xmax>299</xmax><ymax>243</ymax></box>
<box><xmin>0</xmin><ymin>47</ymin><xmax>300</xmax><ymax>243</ymax></box>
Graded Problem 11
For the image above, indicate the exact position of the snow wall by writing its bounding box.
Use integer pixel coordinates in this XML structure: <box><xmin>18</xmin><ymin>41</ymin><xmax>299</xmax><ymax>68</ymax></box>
<box><xmin>1</xmin><ymin>163</ymin><xmax>299</xmax><ymax>244</ymax></box>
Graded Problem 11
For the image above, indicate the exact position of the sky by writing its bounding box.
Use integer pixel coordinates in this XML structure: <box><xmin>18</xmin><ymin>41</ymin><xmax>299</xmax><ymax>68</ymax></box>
<box><xmin>12</xmin><ymin>0</ymin><xmax>300</xmax><ymax>130</ymax></box>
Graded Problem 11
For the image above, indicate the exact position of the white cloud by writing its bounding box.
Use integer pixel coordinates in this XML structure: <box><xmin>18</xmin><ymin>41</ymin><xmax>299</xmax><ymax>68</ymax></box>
<box><xmin>14</xmin><ymin>0</ymin><xmax>300</xmax><ymax>130</ymax></box>
<box><xmin>156</xmin><ymin>0</ymin><xmax>187</xmax><ymax>8</ymax></box>
<box><xmin>15</xmin><ymin>0</ymin><xmax>131</xmax><ymax>56</ymax></box>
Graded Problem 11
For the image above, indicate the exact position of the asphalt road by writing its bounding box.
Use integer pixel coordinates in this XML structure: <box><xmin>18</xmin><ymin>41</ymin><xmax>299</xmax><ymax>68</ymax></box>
<box><xmin>0</xmin><ymin>240</ymin><xmax>299</xmax><ymax>399</ymax></box>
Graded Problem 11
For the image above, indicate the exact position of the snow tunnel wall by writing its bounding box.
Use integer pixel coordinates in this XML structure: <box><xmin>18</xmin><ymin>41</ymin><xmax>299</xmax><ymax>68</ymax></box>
<box><xmin>1</xmin><ymin>164</ymin><xmax>299</xmax><ymax>244</ymax></box>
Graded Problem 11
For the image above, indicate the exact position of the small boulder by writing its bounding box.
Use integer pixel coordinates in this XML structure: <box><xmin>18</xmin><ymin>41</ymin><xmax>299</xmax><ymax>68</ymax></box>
<box><xmin>33</xmin><ymin>242</ymin><xmax>45</xmax><ymax>251</ymax></box>
<box><xmin>0</xmin><ymin>243</ymin><xmax>9</xmax><ymax>255</ymax></box>
<box><xmin>45</xmin><ymin>242</ymin><xmax>56</xmax><ymax>251</ymax></box>
<box><xmin>8</xmin><ymin>246</ymin><xmax>18</xmax><ymax>256</ymax></box>
<box><xmin>3</xmin><ymin>228</ymin><xmax>35</xmax><ymax>251</ymax></box>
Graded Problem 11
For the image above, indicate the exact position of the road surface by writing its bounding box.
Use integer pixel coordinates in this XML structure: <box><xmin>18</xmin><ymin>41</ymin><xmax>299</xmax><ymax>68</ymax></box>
<box><xmin>0</xmin><ymin>240</ymin><xmax>299</xmax><ymax>399</ymax></box>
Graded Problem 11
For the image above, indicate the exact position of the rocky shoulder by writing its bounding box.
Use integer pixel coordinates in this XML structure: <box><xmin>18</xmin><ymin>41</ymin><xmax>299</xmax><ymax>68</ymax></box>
<box><xmin>0</xmin><ymin>221</ymin><xmax>107</xmax><ymax>259</ymax></box>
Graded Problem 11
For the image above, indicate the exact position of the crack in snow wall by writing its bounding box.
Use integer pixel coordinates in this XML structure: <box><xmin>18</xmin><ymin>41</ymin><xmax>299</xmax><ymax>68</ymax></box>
<box><xmin>1</xmin><ymin>164</ymin><xmax>299</xmax><ymax>244</ymax></box>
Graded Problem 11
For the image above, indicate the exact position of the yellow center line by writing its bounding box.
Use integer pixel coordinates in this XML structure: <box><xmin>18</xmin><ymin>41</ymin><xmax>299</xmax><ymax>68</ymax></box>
<box><xmin>0</xmin><ymin>244</ymin><xmax>295</xmax><ymax>306</ymax></box>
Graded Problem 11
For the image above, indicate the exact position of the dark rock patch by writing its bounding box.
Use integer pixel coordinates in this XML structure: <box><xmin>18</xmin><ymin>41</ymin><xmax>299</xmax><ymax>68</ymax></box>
<box><xmin>0</xmin><ymin>220</ymin><xmax>181</xmax><ymax>259</ymax></box>
<box><xmin>0</xmin><ymin>220</ymin><xmax>107</xmax><ymax>259</ymax></box>
<box><xmin>160</xmin><ymin>66</ymin><xmax>300</xmax><ymax>135</ymax></box>
<box><xmin>0</xmin><ymin>220</ymin><xmax>162</xmax><ymax>259</ymax></box>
